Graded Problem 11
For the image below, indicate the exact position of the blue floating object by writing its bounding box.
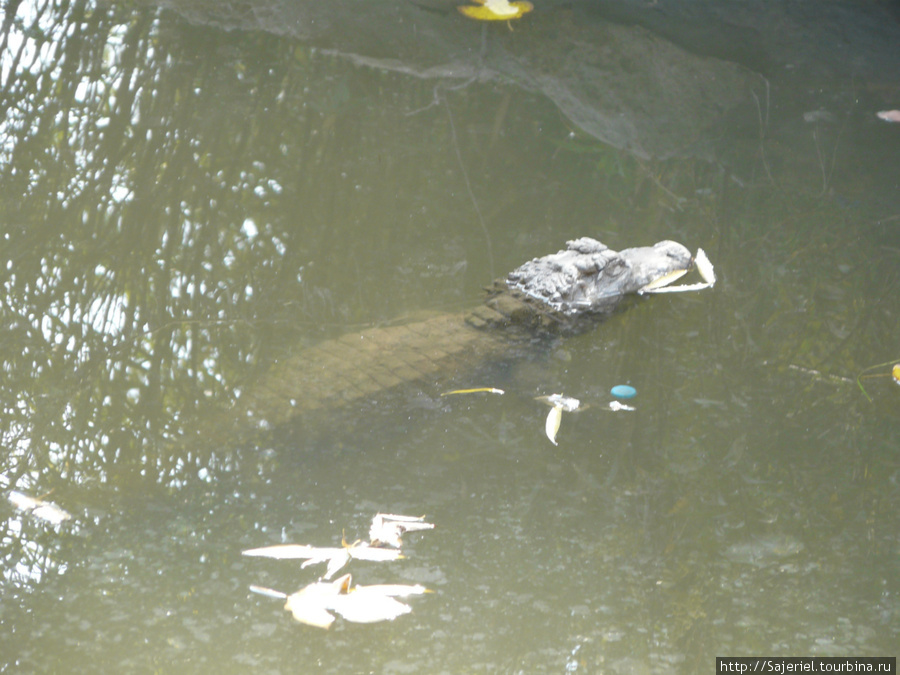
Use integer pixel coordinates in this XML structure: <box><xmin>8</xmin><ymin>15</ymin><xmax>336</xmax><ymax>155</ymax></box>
<box><xmin>611</xmin><ymin>384</ymin><xmax>637</xmax><ymax>399</ymax></box>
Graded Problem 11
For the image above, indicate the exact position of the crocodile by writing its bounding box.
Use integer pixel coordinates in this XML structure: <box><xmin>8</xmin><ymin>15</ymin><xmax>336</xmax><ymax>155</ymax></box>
<box><xmin>227</xmin><ymin>237</ymin><xmax>707</xmax><ymax>434</ymax></box>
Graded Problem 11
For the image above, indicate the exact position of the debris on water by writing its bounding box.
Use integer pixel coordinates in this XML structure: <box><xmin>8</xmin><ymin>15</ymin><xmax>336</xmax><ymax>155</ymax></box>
<box><xmin>244</xmin><ymin>512</ymin><xmax>432</xmax><ymax>578</ymax></box>
<box><xmin>244</xmin><ymin>513</ymin><xmax>435</xmax><ymax>628</ymax></box>
<box><xmin>535</xmin><ymin>393</ymin><xmax>581</xmax><ymax>412</ymax></box>
<box><xmin>440</xmin><ymin>387</ymin><xmax>505</xmax><ymax>397</ymax></box>
<box><xmin>545</xmin><ymin>405</ymin><xmax>563</xmax><ymax>445</ymax></box>
<box><xmin>457</xmin><ymin>0</ymin><xmax>533</xmax><ymax>21</ymax></box>
<box><xmin>876</xmin><ymin>110</ymin><xmax>900</xmax><ymax>123</ymax></box>
<box><xmin>7</xmin><ymin>490</ymin><xmax>72</xmax><ymax>525</ymax></box>
<box><xmin>242</xmin><ymin>540</ymin><xmax>403</xmax><ymax>579</ymax></box>
<box><xmin>608</xmin><ymin>401</ymin><xmax>636</xmax><ymax>412</ymax></box>
<box><xmin>251</xmin><ymin>573</ymin><xmax>430</xmax><ymax>629</ymax></box>
<box><xmin>893</xmin><ymin>364</ymin><xmax>900</xmax><ymax>386</ymax></box>
<box><xmin>535</xmin><ymin>394</ymin><xmax>581</xmax><ymax>445</ymax></box>
<box><xmin>369</xmin><ymin>513</ymin><xmax>435</xmax><ymax>548</ymax></box>
<box><xmin>243</xmin><ymin>513</ymin><xmax>437</xmax><ymax>578</ymax></box>
<box><xmin>610</xmin><ymin>385</ymin><xmax>636</xmax><ymax>399</ymax></box>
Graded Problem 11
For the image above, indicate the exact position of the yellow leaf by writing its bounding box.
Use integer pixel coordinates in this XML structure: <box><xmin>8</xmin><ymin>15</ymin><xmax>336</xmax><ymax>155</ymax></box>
<box><xmin>458</xmin><ymin>0</ymin><xmax>533</xmax><ymax>21</ymax></box>
<box><xmin>892</xmin><ymin>363</ymin><xmax>900</xmax><ymax>385</ymax></box>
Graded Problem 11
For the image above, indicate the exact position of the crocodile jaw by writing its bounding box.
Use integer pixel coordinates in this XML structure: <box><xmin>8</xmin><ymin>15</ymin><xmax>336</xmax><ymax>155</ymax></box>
<box><xmin>617</xmin><ymin>240</ymin><xmax>694</xmax><ymax>294</ymax></box>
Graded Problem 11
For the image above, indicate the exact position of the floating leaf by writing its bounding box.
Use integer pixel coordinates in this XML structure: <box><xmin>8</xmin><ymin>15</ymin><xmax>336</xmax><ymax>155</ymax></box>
<box><xmin>242</xmin><ymin>541</ymin><xmax>403</xmax><ymax>579</ymax></box>
<box><xmin>7</xmin><ymin>490</ymin><xmax>71</xmax><ymax>525</ymax></box>
<box><xmin>252</xmin><ymin>574</ymin><xmax>429</xmax><ymax>629</ymax></box>
<box><xmin>458</xmin><ymin>0</ymin><xmax>533</xmax><ymax>21</ymax></box>
<box><xmin>283</xmin><ymin>574</ymin><xmax>352</xmax><ymax>629</ymax></box>
<box><xmin>694</xmin><ymin>248</ymin><xmax>716</xmax><ymax>286</ymax></box>
<box><xmin>545</xmin><ymin>405</ymin><xmax>563</xmax><ymax>445</ymax></box>
<box><xmin>347</xmin><ymin>543</ymin><xmax>407</xmax><ymax>564</ymax></box>
<box><xmin>243</xmin><ymin>543</ymin><xmax>329</xmax><ymax>560</ymax></box>
<box><xmin>369</xmin><ymin>513</ymin><xmax>435</xmax><ymax>548</ymax></box>
<box><xmin>287</xmin><ymin>600</ymin><xmax>340</xmax><ymax>629</ymax></box>
<box><xmin>326</xmin><ymin>591</ymin><xmax>412</xmax><ymax>624</ymax></box>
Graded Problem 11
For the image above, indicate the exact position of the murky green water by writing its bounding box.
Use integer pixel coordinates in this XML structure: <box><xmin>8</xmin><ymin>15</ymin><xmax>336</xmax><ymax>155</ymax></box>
<box><xmin>2</xmin><ymin>1</ymin><xmax>899</xmax><ymax>673</ymax></box>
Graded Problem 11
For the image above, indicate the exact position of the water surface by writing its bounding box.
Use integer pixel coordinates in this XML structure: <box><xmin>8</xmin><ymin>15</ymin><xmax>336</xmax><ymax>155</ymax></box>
<box><xmin>1</xmin><ymin>1</ymin><xmax>899</xmax><ymax>672</ymax></box>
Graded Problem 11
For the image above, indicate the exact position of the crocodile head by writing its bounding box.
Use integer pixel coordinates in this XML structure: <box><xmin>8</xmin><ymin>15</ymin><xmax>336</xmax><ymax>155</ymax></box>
<box><xmin>506</xmin><ymin>237</ymin><xmax>693</xmax><ymax>315</ymax></box>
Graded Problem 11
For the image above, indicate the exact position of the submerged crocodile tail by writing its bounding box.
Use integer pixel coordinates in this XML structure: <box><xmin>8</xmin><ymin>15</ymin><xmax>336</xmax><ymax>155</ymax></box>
<box><xmin>230</xmin><ymin>311</ymin><xmax>510</xmax><ymax>432</ymax></box>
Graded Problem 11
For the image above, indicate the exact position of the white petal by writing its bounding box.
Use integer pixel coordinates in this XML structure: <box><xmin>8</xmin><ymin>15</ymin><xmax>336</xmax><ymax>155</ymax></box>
<box><xmin>242</xmin><ymin>544</ymin><xmax>338</xmax><ymax>560</ymax></box>
<box><xmin>347</xmin><ymin>543</ymin><xmax>404</xmax><ymax>563</ymax></box>
<box><xmin>694</xmin><ymin>248</ymin><xmax>716</xmax><ymax>286</ymax></box>
<box><xmin>545</xmin><ymin>405</ymin><xmax>563</xmax><ymax>445</ymax></box>
<box><xmin>323</xmin><ymin>549</ymin><xmax>352</xmax><ymax>579</ymax></box>
<box><xmin>284</xmin><ymin>596</ymin><xmax>336</xmax><ymax>629</ymax></box>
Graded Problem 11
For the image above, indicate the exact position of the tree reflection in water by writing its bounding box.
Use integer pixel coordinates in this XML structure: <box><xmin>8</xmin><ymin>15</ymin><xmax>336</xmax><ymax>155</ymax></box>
<box><xmin>2</xmin><ymin>1</ymin><xmax>899</xmax><ymax>670</ymax></box>
<box><xmin>0</xmin><ymin>0</ymin><xmax>338</xmax><ymax>594</ymax></box>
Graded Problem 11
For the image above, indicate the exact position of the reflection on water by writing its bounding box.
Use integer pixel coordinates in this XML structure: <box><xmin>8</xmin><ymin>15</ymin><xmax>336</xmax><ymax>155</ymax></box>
<box><xmin>2</xmin><ymin>0</ymin><xmax>899</xmax><ymax>672</ymax></box>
